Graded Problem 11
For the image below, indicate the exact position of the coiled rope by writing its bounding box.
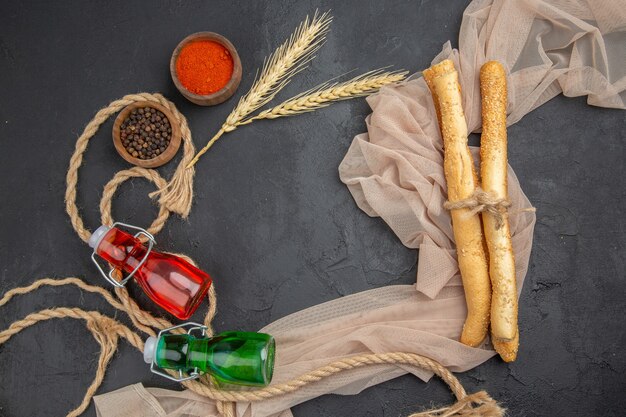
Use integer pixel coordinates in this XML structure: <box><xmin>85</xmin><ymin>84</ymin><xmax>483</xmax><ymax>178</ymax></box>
<box><xmin>0</xmin><ymin>93</ymin><xmax>504</xmax><ymax>417</ymax></box>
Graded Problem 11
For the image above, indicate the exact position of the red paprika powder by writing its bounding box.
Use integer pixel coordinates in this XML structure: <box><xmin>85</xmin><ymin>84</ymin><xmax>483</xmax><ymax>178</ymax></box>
<box><xmin>176</xmin><ymin>40</ymin><xmax>234</xmax><ymax>95</ymax></box>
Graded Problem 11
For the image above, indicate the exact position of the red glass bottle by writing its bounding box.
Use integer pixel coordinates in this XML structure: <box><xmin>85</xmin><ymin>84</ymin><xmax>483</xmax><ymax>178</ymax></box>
<box><xmin>89</xmin><ymin>225</ymin><xmax>212</xmax><ymax>320</ymax></box>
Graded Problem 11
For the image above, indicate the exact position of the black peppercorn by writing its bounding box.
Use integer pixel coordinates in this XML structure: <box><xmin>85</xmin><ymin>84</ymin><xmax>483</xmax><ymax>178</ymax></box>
<box><xmin>119</xmin><ymin>107</ymin><xmax>172</xmax><ymax>160</ymax></box>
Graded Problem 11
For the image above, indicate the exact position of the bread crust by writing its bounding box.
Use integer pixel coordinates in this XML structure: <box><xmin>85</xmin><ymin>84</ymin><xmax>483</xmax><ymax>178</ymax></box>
<box><xmin>424</xmin><ymin>60</ymin><xmax>491</xmax><ymax>347</ymax></box>
<box><xmin>479</xmin><ymin>61</ymin><xmax>518</xmax><ymax>350</ymax></box>
<box><xmin>492</xmin><ymin>329</ymin><xmax>519</xmax><ymax>362</ymax></box>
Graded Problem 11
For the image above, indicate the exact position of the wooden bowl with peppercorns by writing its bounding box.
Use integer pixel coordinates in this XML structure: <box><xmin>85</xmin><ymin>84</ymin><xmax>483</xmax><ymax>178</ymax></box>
<box><xmin>112</xmin><ymin>101</ymin><xmax>182</xmax><ymax>168</ymax></box>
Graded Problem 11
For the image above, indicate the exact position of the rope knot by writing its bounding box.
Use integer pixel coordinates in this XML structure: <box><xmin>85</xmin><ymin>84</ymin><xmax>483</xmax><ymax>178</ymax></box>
<box><xmin>409</xmin><ymin>391</ymin><xmax>505</xmax><ymax>417</ymax></box>
<box><xmin>86</xmin><ymin>315</ymin><xmax>121</xmax><ymax>347</ymax></box>
<box><xmin>444</xmin><ymin>187</ymin><xmax>512</xmax><ymax>229</ymax></box>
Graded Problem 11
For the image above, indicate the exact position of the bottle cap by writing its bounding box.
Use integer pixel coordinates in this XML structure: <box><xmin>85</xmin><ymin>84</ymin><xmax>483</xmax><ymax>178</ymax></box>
<box><xmin>89</xmin><ymin>225</ymin><xmax>111</xmax><ymax>249</ymax></box>
<box><xmin>144</xmin><ymin>336</ymin><xmax>158</xmax><ymax>364</ymax></box>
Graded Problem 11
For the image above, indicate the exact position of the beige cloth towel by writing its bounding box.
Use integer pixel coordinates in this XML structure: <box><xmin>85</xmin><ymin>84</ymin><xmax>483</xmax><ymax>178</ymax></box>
<box><xmin>94</xmin><ymin>0</ymin><xmax>625</xmax><ymax>415</ymax></box>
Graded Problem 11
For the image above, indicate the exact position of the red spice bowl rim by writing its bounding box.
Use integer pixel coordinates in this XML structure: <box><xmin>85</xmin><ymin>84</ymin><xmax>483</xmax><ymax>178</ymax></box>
<box><xmin>170</xmin><ymin>32</ymin><xmax>242</xmax><ymax>105</ymax></box>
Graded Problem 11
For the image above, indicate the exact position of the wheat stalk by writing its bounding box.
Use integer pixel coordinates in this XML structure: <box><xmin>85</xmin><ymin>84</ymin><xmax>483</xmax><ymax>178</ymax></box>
<box><xmin>187</xmin><ymin>11</ymin><xmax>332</xmax><ymax>168</ymax></box>
<box><xmin>238</xmin><ymin>70</ymin><xmax>408</xmax><ymax>125</ymax></box>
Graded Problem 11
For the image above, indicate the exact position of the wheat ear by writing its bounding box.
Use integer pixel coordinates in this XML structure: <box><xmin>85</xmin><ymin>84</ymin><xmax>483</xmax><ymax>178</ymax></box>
<box><xmin>238</xmin><ymin>70</ymin><xmax>408</xmax><ymax>125</ymax></box>
<box><xmin>187</xmin><ymin>11</ymin><xmax>332</xmax><ymax>168</ymax></box>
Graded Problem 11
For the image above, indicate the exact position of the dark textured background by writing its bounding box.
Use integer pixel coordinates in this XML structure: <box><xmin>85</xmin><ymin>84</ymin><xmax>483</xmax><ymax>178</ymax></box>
<box><xmin>0</xmin><ymin>1</ymin><xmax>624</xmax><ymax>416</ymax></box>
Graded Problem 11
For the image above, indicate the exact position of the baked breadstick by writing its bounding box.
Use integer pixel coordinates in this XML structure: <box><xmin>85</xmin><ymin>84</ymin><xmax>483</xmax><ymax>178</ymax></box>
<box><xmin>492</xmin><ymin>329</ymin><xmax>518</xmax><ymax>363</ymax></box>
<box><xmin>479</xmin><ymin>61</ymin><xmax>518</xmax><ymax>346</ymax></box>
<box><xmin>424</xmin><ymin>60</ymin><xmax>491</xmax><ymax>347</ymax></box>
<box><xmin>423</xmin><ymin>64</ymin><xmax>443</xmax><ymax>130</ymax></box>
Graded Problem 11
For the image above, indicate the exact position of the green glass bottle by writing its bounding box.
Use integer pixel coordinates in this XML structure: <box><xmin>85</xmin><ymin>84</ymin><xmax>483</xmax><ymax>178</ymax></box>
<box><xmin>144</xmin><ymin>331</ymin><xmax>275</xmax><ymax>387</ymax></box>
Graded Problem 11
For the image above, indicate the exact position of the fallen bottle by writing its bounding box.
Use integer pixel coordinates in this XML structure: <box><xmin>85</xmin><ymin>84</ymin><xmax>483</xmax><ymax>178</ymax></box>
<box><xmin>89</xmin><ymin>223</ymin><xmax>212</xmax><ymax>320</ymax></box>
<box><xmin>144</xmin><ymin>324</ymin><xmax>275</xmax><ymax>387</ymax></box>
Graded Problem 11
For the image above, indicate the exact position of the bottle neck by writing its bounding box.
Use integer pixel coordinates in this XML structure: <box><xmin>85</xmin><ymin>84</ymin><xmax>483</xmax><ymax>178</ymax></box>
<box><xmin>95</xmin><ymin>227</ymin><xmax>148</xmax><ymax>273</ymax></box>
<box><xmin>187</xmin><ymin>337</ymin><xmax>211</xmax><ymax>372</ymax></box>
<box><xmin>154</xmin><ymin>334</ymin><xmax>210</xmax><ymax>372</ymax></box>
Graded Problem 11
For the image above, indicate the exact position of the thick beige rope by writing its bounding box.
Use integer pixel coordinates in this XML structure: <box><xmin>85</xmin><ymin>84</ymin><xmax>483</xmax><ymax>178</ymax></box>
<box><xmin>184</xmin><ymin>352</ymin><xmax>467</xmax><ymax>402</ymax></box>
<box><xmin>443</xmin><ymin>187</ymin><xmax>511</xmax><ymax>229</ymax></box>
<box><xmin>100</xmin><ymin>167</ymin><xmax>171</xmax><ymax>239</ymax></box>
<box><xmin>65</xmin><ymin>92</ymin><xmax>195</xmax><ymax>245</ymax></box>
<box><xmin>444</xmin><ymin>186</ymin><xmax>535</xmax><ymax>229</ymax></box>
<box><xmin>1</xmin><ymin>93</ymin><xmax>504</xmax><ymax>417</ymax></box>
<box><xmin>0</xmin><ymin>306</ymin><xmax>144</xmax><ymax>417</ymax></box>
<box><xmin>0</xmin><ymin>287</ymin><xmax>503</xmax><ymax>416</ymax></box>
<box><xmin>408</xmin><ymin>391</ymin><xmax>505</xmax><ymax>417</ymax></box>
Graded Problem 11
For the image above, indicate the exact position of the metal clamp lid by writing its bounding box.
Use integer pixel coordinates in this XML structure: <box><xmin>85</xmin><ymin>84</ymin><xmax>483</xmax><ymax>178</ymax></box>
<box><xmin>90</xmin><ymin>222</ymin><xmax>156</xmax><ymax>288</ymax></box>
<box><xmin>149</xmin><ymin>322</ymin><xmax>209</xmax><ymax>382</ymax></box>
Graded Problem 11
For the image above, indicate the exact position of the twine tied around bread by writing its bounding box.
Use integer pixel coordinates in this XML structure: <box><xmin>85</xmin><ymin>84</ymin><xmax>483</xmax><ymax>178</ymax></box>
<box><xmin>0</xmin><ymin>93</ymin><xmax>504</xmax><ymax>417</ymax></box>
<box><xmin>444</xmin><ymin>187</ymin><xmax>535</xmax><ymax>229</ymax></box>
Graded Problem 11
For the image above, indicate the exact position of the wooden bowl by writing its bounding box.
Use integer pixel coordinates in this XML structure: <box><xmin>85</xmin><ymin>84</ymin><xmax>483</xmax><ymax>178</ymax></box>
<box><xmin>170</xmin><ymin>32</ymin><xmax>242</xmax><ymax>106</ymax></box>
<box><xmin>112</xmin><ymin>101</ymin><xmax>182</xmax><ymax>168</ymax></box>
